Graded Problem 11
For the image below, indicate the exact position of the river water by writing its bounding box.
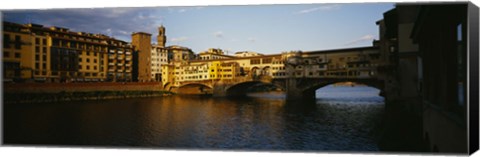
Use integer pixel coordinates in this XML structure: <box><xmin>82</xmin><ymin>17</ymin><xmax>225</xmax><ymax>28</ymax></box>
<box><xmin>4</xmin><ymin>85</ymin><xmax>385</xmax><ymax>152</ymax></box>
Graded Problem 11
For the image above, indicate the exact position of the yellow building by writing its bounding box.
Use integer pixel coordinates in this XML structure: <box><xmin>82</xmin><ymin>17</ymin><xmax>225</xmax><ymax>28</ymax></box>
<box><xmin>2</xmin><ymin>22</ymin><xmax>35</xmax><ymax>82</ymax></box>
<box><xmin>2</xmin><ymin>21</ymin><xmax>133</xmax><ymax>82</ymax></box>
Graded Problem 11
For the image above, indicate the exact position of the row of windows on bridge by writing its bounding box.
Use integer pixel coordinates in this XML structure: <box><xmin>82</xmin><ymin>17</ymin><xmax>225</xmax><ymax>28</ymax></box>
<box><xmin>271</xmin><ymin>71</ymin><xmax>374</xmax><ymax>77</ymax></box>
<box><xmin>176</xmin><ymin>74</ymin><xmax>237</xmax><ymax>80</ymax></box>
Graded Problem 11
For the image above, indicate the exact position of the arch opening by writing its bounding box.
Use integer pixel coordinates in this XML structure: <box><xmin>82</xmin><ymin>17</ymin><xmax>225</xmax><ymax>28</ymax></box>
<box><xmin>310</xmin><ymin>81</ymin><xmax>385</xmax><ymax>104</ymax></box>
<box><xmin>226</xmin><ymin>81</ymin><xmax>284</xmax><ymax>97</ymax></box>
<box><xmin>176</xmin><ymin>83</ymin><xmax>213</xmax><ymax>95</ymax></box>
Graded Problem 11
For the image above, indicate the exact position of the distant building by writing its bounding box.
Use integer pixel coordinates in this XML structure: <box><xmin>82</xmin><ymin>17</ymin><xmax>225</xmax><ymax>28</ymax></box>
<box><xmin>234</xmin><ymin>51</ymin><xmax>263</xmax><ymax>57</ymax></box>
<box><xmin>131</xmin><ymin>32</ymin><xmax>152</xmax><ymax>82</ymax></box>
<box><xmin>168</xmin><ymin>45</ymin><xmax>195</xmax><ymax>62</ymax></box>
<box><xmin>2</xmin><ymin>21</ymin><xmax>133</xmax><ymax>83</ymax></box>
<box><xmin>106</xmin><ymin>38</ymin><xmax>134</xmax><ymax>82</ymax></box>
<box><xmin>198</xmin><ymin>48</ymin><xmax>236</xmax><ymax>60</ymax></box>
<box><xmin>151</xmin><ymin>45</ymin><xmax>168</xmax><ymax>81</ymax></box>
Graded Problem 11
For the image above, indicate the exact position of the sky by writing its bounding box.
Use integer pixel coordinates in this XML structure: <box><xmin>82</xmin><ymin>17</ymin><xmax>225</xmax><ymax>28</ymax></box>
<box><xmin>2</xmin><ymin>3</ymin><xmax>394</xmax><ymax>54</ymax></box>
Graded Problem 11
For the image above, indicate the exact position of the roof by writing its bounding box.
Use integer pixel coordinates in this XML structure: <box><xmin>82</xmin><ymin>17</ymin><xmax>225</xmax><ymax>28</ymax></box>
<box><xmin>131</xmin><ymin>32</ymin><xmax>152</xmax><ymax>36</ymax></box>
<box><xmin>303</xmin><ymin>46</ymin><xmax>378</xmax><ymax>55</ymax></box>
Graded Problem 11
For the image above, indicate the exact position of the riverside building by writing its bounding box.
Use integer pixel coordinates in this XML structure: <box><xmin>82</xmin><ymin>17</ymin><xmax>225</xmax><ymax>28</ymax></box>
<box><xmin>2</xmin><ymin>21</ymin><xmax>134</xmax><ymax>83</ymax></box>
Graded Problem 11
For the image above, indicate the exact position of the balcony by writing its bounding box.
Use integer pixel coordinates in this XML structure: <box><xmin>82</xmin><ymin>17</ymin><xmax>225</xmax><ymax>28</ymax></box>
<box><xmin>117</xmin><ymin>51</ymin><xmax>123</xmax><ymax>54</ymax></box>
<box><xmin>109</xmin><ymin>50</ymin><xmax>115</xmax><ymax>54</ymax></box>
<box><xmin>108</xmin><ymin>69</ymin><xmax>115</xmax><ymax>72</ymax></box>
<box><xmin>125</xmin><ymin>57</ymin><xmax>132</xmax><ymax>61</ymax></box>
<box><xmin>125</xmin><ymin>64</ymin><xmax>131</xmax><ymax>67</ymax></box>
<box><xmin>108</xmin><ymin>56</ymin><xmax>115</xmax><ymax>59</ymax></box>
<box><xmin>125</xmin><ymin>52</ymin><xmax>131</xmax><ymax>55</ymax></box>
<box><xmin>117</xmin><ymin>69</ymin><xmax>123</xmax><ymax>72</ymax></box>
<box><xmin>117</xmin><ymin>57</ymin><xmax>124</xmax><ymax>60</ymax></box>
<box><xmin>125</xmin><ymin>70</ymin><xmax>131</xmax><ymax>73</ymax></box>
<box><xmin>117</xmin><ymin>63</ymin><xmax>123</xmax><ymax>66</ymax></box>
<box><xmin>108</xmin><ymin>63</ymin><xmax>115</xmax><ymax>66</ymax></box>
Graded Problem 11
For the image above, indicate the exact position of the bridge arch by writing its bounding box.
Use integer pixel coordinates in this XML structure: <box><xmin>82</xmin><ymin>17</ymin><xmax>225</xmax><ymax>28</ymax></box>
<box><xmin>225</xmin><ymin>81</ymin><xmax>284</xmax><ymax>97</ymax></box>
<box><xmin>175</xmin><ymin>83</ymin><xmax>213</xmax><ymax>95</ymax></box>
<box><xmin>163</xmin><ymin>82</ymin><xmax>173</xmax><ymax>91</ymax></box>
<box><xmin>294</xmin><ymin>79</ymin><xmax>385</xmax><ymax>100</ymax></box>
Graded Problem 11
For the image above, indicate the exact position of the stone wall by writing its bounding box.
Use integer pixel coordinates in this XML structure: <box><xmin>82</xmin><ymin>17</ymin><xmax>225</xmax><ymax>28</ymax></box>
<box><xmin>3</xmin><ymin>82</ymin><xmax>163</xmax><ymax>93</ymax></box>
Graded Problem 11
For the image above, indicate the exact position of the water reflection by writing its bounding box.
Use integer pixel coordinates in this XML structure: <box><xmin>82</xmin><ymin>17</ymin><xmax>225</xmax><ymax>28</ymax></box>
<box><xmin>4</xmin><ymin>86</ymin><xmax>384</xmax><ymax>151</ymax></box>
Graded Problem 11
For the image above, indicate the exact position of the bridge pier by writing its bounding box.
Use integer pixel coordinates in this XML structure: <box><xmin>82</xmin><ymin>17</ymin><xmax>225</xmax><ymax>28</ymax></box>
<box><xmin>212</xmin><ymin>82</ymin><xmax>228</xmax><ymax>97</ymax></box>
<box><xmin>285</xmin><ymin>78</ymin><xmax>311</xmax><ymax>101</ymax></box>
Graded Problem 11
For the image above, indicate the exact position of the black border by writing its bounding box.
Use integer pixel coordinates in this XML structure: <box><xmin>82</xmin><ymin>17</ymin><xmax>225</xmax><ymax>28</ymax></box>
<box><xmin>468</xmin><ymin>2</ymin><xmax>479</xmax><ymax>155</ymax></box>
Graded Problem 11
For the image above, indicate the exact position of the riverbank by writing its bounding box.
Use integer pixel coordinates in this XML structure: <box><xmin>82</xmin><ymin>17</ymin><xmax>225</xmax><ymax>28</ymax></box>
<box><xmin>3</xmin><ymin>82</ymin><xmax>175</xmax><ymax>104</ymax></box>
<box><xmin>4</xmin><ymin>90</ymin><xmax>174</xmax><ymax>104</ymax></box>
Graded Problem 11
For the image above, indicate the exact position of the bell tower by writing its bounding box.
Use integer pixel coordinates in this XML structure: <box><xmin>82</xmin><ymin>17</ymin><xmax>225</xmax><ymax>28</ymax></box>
<box><xmin>157</xmin><ymin>25</ymin><xmax>166</xmax><ymax>47</ymax></box>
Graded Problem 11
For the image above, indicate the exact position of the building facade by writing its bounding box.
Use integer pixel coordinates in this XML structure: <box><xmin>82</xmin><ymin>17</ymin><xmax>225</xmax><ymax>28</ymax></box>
<box><xmin>131</xmin><ymin>32</ymin><xmax>152</xmax><ymax>82</ymax></box>
<box><xmin>161</xmin><ymin>46</ymin><xmax>381</xmax><ymax>89</ymax></box>
<box><xmin>234</xmin><ymin>51</ymin><xmax>263</xmax><ymax>57</ymax></box>
<box><xmin>2</xmin><ymin>21</ymin><xmax>133</xmax><ymax>83</ymax></box>
<box><xmin>151</xmin><ymin>45</ymin><xmax>169</xmax><ymax>81</ymax></box>
<box><xmin>410</xmin><ymin>4</ymin><xmax>470</xmax><ymax>153</ymax></box>
<box><xmin>106</xmin><ymin>38</ymin><xmax>134</xmax><ymax>82</ymax></box>
<box><xmin>198</xmin><ymin>48</ymin><xmax>235</xmax><ymax>60</ymax></box>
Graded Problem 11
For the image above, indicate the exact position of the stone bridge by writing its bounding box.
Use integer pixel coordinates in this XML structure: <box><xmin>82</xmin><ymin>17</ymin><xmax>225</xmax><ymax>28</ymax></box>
<box><xmin>165</xmin><ymin>46</ymin><xmax>387</xmax><ymax>101</ymax></box>
<box><xmin>171</xmin><ymin>74</ymin><xmax>384</xmax><ymax>101</ymax></box>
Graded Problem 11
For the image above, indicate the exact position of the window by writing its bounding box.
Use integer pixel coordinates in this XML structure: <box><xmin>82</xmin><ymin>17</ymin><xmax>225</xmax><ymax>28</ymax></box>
<box><xmin>4</xmin><ymin>51</ymin><xmax>9</xmax><ymax>57</ymax></box>
<box><xmin>250</xmin><ymin>59</ymin><xmax>261</xmax><ymax>65</ymax></box>
<box><xmin>15</xmin><ymin>35</ymin><xmax>21</xmax><ymax>49</ymax></box>
<box><xmin>262</xmin><ymin>58</ymin><xmax>272</xmax><ymax>64</ymax></box>
<box><xmin>4</xmin><ymin>34</ymin><xmax>10</xmax><ymax>48</ymax></box>
<box><xmin>42</xmin><ymin>39</ymin><xmax>47</xmax><ymax>45</ymax></box>
<box><xmin>35</xmin><ymin>55</ymin><xmax>39</xmax><ymax>61</ymax></box>
<box><xmin>456</xmin><ymin>23</ymin><xmax>466</xmax><ymax>107</ymax></box>
<box><xmin>35</xmin><ymin>46</ymin><xmax>40</xmax><ymax>53</ymax></box>
<box><xmin>35</xmin><ymin>38</ymin><xmax>40</xmax><ymax>45</ymax></box>
<box><xmin>87</xmin><ymin>66</ymin><xmax>90</xmax><ymax>70</ymax></box>
<box><xmin>15</xmin><ymin>52</ymin><xmax>21</xmax><ymax>58</ymax></box>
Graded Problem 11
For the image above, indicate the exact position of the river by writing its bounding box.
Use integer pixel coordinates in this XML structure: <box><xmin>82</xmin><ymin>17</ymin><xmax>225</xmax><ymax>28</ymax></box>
<box><xmin>4</xmin><ymin>85</ymin><xmax>385</xmax><ymax>152</ymax></box>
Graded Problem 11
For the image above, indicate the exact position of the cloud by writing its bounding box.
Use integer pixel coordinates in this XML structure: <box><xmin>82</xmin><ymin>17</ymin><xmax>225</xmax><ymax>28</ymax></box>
<box><xmin>178</xmin><ymin>9</ymin><xmax>187</xmax><ymax>13</ymax></box>
<box><xmin>2</xmin><ymin>7</ymin><xmax>165</xmax><ymax>42</ymax></box>
<box><xmin>247</xmin><ymin>37</ymin><xmax>256</xmax><ymax>43</ymax></box>
<box><xmin>294</xmin><ymin>4</ymin><xmax>341</xmax><ymax>14</ymax></box>
<box><xmin>213</xmin><ymin>31</ymin><xmax>224</xmax><ymax>38</ymax></box>
<box><xmin>170</xmin><ymin>37</ymin><xmax>189</xmax><ymax>42</ymax></box>
<box><xmin>104</xmin><ymin>28</ymin><xmax>112</xmax><ymax>35</ymax></box>
<box><xmin>345</xmin><ymin>34</ymin><xmax>375</xmax><ymax>46</ymax></box>
<box><xmin>167</xmin><ymin>7</ymin><xmax>201</xmax><ymax>14</ymax></box>
<box><xmin>118</xmin><ymin>30</ymin><xmax>130</xmax><ymax>35</ymax></box>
